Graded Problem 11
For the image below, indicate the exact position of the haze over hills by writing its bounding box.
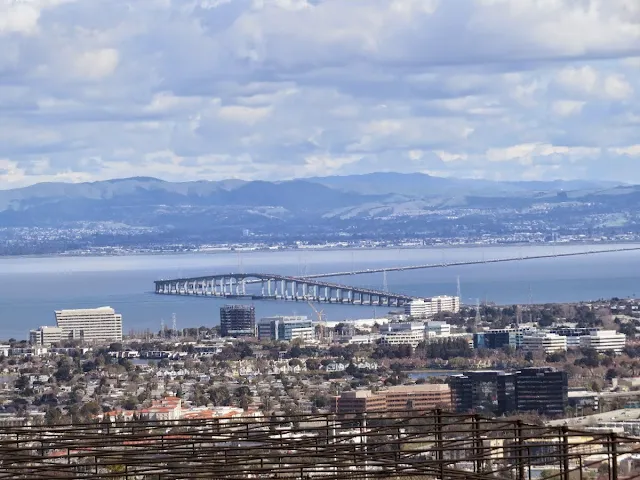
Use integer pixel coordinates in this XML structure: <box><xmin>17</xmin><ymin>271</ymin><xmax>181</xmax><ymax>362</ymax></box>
<box><xmin>0</xmin><ymin>172</ymin><xmax>638</xmax><ymax>255</ymax></box>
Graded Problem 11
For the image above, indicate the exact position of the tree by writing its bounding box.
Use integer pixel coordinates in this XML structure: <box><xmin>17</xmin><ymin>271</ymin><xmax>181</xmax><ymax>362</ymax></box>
<box><xmin>208</xmin><ymin>386</ymin><xmax>231</xmax><ymax>406</ymax></box>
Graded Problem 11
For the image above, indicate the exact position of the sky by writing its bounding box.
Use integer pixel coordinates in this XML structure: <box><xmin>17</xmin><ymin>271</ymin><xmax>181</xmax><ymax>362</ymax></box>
<box><xmin>1</xmin><ymin>0</ymin><xmax>640</xmax><ymax>189</ymax></box>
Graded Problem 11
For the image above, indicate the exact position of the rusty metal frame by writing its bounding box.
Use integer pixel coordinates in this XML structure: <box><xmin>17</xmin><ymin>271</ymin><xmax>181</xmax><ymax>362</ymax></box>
<box><xmin>0</xmin><ymin>410</ymin><xmax>638</xmax><ymax>479</ymax></box>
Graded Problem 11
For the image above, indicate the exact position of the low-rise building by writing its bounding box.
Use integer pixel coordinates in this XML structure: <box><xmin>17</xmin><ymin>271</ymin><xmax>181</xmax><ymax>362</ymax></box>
<box><xmin>425</xmin><ymin>321</ymin><xmax>451</xmax><ymax>338</ymax></box>
<box><xmin>332</xmin><ymin>384</ymin><xmax>452</xmax><ymax>414</ymax></box>
<box><xmin>520</xmin><ymin>332</ymin><xmax>567</xmax><ymax>355</ymax></box>
<box><xmin>29</xmin><ymin>326</ymin><xmax>63</xmax><ymax>347</ymax></box>
<box><xmin>258</xmin><ymin>316</ymin><xmax>315</xmax><ymax>342</ymax></box>
<box><xmin>380</xmin><ymin>322</ymin><xmax>425</xmax><ymax>347</ymax></box>
<box><xmin>579</xmin><ymin>330</ymin><xmax>626</xmax><ymax>353</ymax></box>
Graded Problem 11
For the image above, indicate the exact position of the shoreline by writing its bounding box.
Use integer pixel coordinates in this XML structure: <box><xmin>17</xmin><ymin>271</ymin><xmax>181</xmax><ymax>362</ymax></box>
<box><xmin>1</xmin><ymin>239</ymin><xmax>638</xmax><ymax>261</ymax></box>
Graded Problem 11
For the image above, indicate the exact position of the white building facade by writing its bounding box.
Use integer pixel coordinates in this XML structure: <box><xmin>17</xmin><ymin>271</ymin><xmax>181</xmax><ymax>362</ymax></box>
<box><xmin>580</xmin><ymin>330</ymin><xmax>626</xmax><ymax>353</ymax></box>
<box><xmin>54</xmin><ymin>306</ymin><xmax>123</xmax><ymax>343</ymax></box>
<box><xmin>404</xmin><ymin>296</ymin><xmax>460</xmax><ymax>318</ymax></box>
<box><xmin>380</xmin><ymin>322</ymin><xmax>426</xmax><ymax>348</ymax></box>
<box><xmin>521</xmin><ymin>333</ymin><xmax>567</xmax><ymax>355</ymax></box>
<box><xmin>29</xmin><ymin>326</ymin><xmax>63</xmax><ymax>347</ymax></box>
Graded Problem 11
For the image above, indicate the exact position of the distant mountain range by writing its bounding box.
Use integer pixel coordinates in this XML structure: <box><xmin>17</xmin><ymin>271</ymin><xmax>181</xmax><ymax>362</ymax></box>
<box><xmin>1</xmin><ymin>172</ymin><xmax>639</xmax><ymax>253</ymax></box>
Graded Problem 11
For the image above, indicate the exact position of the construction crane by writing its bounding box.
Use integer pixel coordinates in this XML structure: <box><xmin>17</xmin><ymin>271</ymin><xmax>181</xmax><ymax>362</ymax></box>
<box><xmin>308</xmin><ymin>301</ymin><xmax>330</xmax><ymax>341</ymax></box>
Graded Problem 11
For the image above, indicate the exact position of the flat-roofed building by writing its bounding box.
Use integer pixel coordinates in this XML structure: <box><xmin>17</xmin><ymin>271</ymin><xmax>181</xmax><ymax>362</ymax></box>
<box><xmin>515</xmin><ymin>367</ymin><xmax>568</xmax><ymax>416</ymax></box>
<box><xmin>332</xmin><ymin>384</ymin><xmax>452</xmax><ymax>414</ymax></box>
<box><xmin>29</xmin><ymin>326</ymin><xmax>63</xmax><ymax>347</ymax></box>
<box><xmin>54</xmin><ymin>306</ymin><xmax>122</xmax><ymax>344</ymax></box>
<box><xmin>385</xmin><ymin>384</ymin><xmax>452</xmax><ymax>411</ymax></box>
<box><xmin>220</xmin><ymin>305</ymin><xmax>256</xmax><ymax>337</ymax></box>
<box><xmin>579</xmin><ymin>330</ymin><xmax>626</xmax><ymax>353</ymax></box>
<box><xmin>258</xmin><ymin>316</ymin><xmax>314</xmax><ymax>342</ymax></box>
<box><xmin>426</xmin><ymin>321</ymin><xmax>451</xmax><ymax>338</ymax></box>
<box><xmin>380</xmin><ymin>322</ymin><xmax>425</xmax><ymax>347</ymax></box>
<box><xmin>332</xmin><ymin>390</ymin><xmax>387</xmax><ymax>414</ymax></box>
<box><xmin>521</xmin><ymin>332</ymin><xmax>567</xmax><ymax>355</ymax></box>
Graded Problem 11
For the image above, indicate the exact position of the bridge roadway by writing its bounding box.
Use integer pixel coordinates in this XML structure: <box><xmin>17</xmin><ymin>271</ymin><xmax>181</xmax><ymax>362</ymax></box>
<box><xmin>295</xmin><ymin>245</ymin><xmax>640</xmax><ymax>279</ymax></box>
<box><xmin>154</xmin><ymin>273</ymin><xmax>415</xmax><ymax>307</ymax></box>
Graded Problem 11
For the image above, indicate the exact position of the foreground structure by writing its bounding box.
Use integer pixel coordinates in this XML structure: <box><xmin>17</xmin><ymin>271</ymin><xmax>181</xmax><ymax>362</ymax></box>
<box><xmin>29</xmin><ymin>306</ymin><xmax>123</xmax><ymax>345</ymax></box>
<box><xmin>0</xmin><ymin>410</ymin><xmax>637</xmax><ymax>479</ymax></box>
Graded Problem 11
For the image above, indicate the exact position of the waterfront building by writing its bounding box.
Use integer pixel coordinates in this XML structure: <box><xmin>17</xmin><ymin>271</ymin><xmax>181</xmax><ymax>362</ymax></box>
<box><xmin>332</xmin><ymin>384</ymin><xmax>452</xmax><ymax>414</ymax></box>
<box><xmin>220</xmin><ymin>305</ymin><xmax>256</xmax><ymax>337</ymax></box>
<box><xmin>449</xmin><ymin>371</ymin><xmax>515</xmax><ymax>415</ymax></box>
<box><xmin>579</xmin><ymin>330</ymin><xmax>626</xmax><ymax>353</ymax></box>
<box><xmin>404</xmin><ymin>296</ymin><xmax>460</xmax><ymax>318</ymax></box>
<box><xmin>520</xmin><ymin>332</ymin><xmax>567</xmax><ymax>355</ymax></box>
<box><xmin>29</xmin><ymin>326</ymin><xmax>63</xmax><ymax>347</ymax></box>
<box><xmin>54</xmin><ymin>306</ymin><xmax>122</xmax><ymax>343</ymax></box>
<box><xmin>257</xmin><ymin>316</ymin><xmax>314</xmax><ymax>342</ymax></box>
<box><xmin>515</xmin><ymin>367</ymin><xmax>568</xmax><ymax>415</ymax></box>
<box><xmin>380</xmin><ymin>322</ymin><xmax>425</xmax><ymax>347</ymax></box>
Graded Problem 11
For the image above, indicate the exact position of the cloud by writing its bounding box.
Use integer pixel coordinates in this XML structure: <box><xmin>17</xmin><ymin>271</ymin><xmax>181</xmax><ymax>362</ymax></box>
<box><xmin>1</xmin><ymin>0</ymin><xmax>640</xmax><ymax>188</ymax></box>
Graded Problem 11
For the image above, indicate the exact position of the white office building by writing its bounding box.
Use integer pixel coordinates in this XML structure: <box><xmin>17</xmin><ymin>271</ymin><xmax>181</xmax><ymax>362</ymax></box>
<box><xmin>54</xmin><ymin>306</ymin><xmax>123</xmax><ymax>343</ymax></box>
<box><xmin>580</xmin><ymin>330</ymin><xmax>626</xmax><ymax>353</ymax></box>
<box><xmin>425</xmin><ymin>321</ymin><xmax>451</xmax><ymax>338</ymax></box>
<box><xmin>380</xmin><ymin>322</ymin><xmax>426</xmax><ymax>348</ymax></box>
<box><xmin>404</xmin><ymin>296</ymin><xmax>460</xmax><ymax>318</ymax></box>
<box><xmin>521</xmin><ymin>332</ymin><xmax>567</xmax><ymax>355</ymax></box>
<box><xmin>257</xmin><ymin>316</ymin><xmax>315</xmax><ymax>342</ymax></box>
<box><xmin>29</xmin><ymin>326</ymin><xmax>63</xmax><ymax>347</ymax></box>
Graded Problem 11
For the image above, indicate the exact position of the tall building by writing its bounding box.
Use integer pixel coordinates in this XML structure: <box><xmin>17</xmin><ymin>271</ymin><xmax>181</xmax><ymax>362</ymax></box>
<box><xmin>450</xmin><ymin>368</ymin><xmax>568</xmax><ymax>416</ymax></box>
<box><xmin>220</xmin><ymin>305</ymin><xmax>256</xmax><ymax>337</ymax></box>
<box><xmin>449</xmin><ymin>371</ymin><xmax>515</xmax><ymax>415</ymax></box>
<box><xmin>258</xmin><ymin>316</ymin><xmax>314</xmax><ymax>342</ymax></box>
<box><xmin>332</xmin><ymin>384</ymin><xmax>452</xmax><ymax>414</ymax></box>
<box><xmin>54</xmin><ymin>307</ymin><xmax>122</xmax><ymax>343</ymax></box>
<box><xmin>515</xmin><ymin>367</ymin><xmax>568</xmax><ymax>416</ymax></box>
<box><xmin>579</xmin><ymin>330</ymin><xmax>626</xmax><ymax>353</ymax></box>
<box><xmin>29</xmin><ymin>326</ymin><xmax>63</xmax><ymax>347</ymax></box>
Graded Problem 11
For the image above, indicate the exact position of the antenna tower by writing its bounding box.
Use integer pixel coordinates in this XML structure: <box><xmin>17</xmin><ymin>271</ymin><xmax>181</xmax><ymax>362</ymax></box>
<box><xmin>160</xmin><ymin>318</ymin><xmax>165</xmax><ymax>337</ymax></box>
<box><xmin>382</xmin><ymin>270</ymin><xmax>388</xmax><ymax>292</ymax></box>
<box><xmin>456</xmin><ymin>276</ymin><xmax>461</xmax><ymax>300</ymax></box>
<box><xmin>474</xmin><ymin>298</ymin><xmax>481</xmax><ymax>333</ymax></box>
<box><xmin>172</xmin><ymin>313</ymin><xmax>177</xmax><ymax>340</ymax></box>
<box><xmin>516</xmin><ymin>305</ymin><xmax>522</xmax><ymax>330</ymax></box>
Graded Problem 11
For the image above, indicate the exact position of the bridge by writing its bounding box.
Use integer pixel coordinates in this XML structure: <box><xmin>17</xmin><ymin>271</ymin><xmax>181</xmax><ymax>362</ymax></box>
<box><xmin>296</xmin><ymin>245</ymin><xmax>640</xmax><ymax>280</ymax></box>
<box><xmin>154</xmin><ymin>273</ymin><xmax>415</xmax><ymax>307</ymax></box>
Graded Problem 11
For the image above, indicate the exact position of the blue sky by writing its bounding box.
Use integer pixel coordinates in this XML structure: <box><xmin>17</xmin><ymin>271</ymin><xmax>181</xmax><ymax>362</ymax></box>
<box><xmin>1</xmin><ymin>0</ymin><xmax>640</xmax><ymax>188</ymax></box>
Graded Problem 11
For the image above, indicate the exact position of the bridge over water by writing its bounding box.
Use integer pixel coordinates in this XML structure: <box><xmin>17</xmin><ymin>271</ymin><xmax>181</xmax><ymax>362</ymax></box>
<box><xmin>154</xmin><ymin>273</ymin><xmax>415</xmax><ymax>307</ymax></box>
<box><xmin>154</xmin><ymin>246</ymin><xmax>640</xmax><ymax>306</ymax></box>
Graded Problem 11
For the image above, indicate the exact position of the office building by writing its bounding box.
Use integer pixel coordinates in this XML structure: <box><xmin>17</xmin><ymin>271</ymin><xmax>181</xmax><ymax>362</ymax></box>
<box><xmin>429</xmin><ymin>295</ymin><xmax>460</xmax><ymax>314</ymax></box>
<box><xmin>404</xmin><ymin>296</ymin><xmax>460</xmax><ymax>318</ymax></box>
<box><xmin>54</xmin><ymin>307</ymin><xmax>122</xmax><ymax>343</ymax></box>
<box><xmin>220</xmin><ymin>305</ymin><xmax>256</xmax><ymax>337</ymax></box>
<box><xmin>449</xmin><ymin>371</ymin><xmax>515</xmax><ymax>415</ymax></box>
<box><xmin>474</xmin><ymin>330</ymin><xmax>516</xmax><ymax>350</ymax></box>
<box><xmin>520</xmin><ymin>332</ymin><xmax>567</xmax><ymax>355</ymax></box>
<box><xmin>515</xmin><ymin>367</ymin><xmax>568</xmax><ymax>415</ymax></box>
<box><xmin>425</xmin><ymin>321</ymin><xmax>451</xmax><ymax>338</ymax></box>
<box><xmin>579</xmin><ymin>330</ymin><xmax>626</xmax><ymax>353</ymax></box>
<box><xmin>548</xmin><ymin>326</ymin><xmax>598</xmax><ymax>348</ymax></box>
<box><xmin>258</xmin><ymin>316</ymin><xmax>314</xmax><ymax>342</ymax></box>
<box><xmin>29</xmin><ymin>326</ymin><xmax>63</xmax><ymax>347</ymax></box>
<box><xmin>380</xmin><ymin>322</ymin><xmax>425</xmax><ymax>347</ymax></box>
<box><xmin>404</xmin><ymin>299</ymin><xmax>429</xmax><ymax>317</ymax></box>
<box><xmin>332</xmin><ymin>384</ymin><xmax>452</xmax><ymax>414</ymax></box>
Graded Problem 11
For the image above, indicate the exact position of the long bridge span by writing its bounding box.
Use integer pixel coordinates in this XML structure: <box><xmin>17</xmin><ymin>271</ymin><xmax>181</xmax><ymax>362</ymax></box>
<box><xmin>155</xmin><ymin>273</ymin><xmax>415</xmax><ymax>307</ymax></box>
<box><xmin>296</xmin><ymin>245</ymin><xmax>640</xmax><ymax>279</ymax></box>
<box><xmin>155</xmin><ymin>246</ymin><xmax>640</xmax><ymax>306</ymax></box>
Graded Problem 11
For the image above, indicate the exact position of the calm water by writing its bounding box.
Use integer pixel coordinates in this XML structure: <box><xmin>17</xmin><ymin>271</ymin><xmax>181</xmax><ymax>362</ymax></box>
<box><xmin>1</xmin><ymin>244</ymin><xmax>639</xmax><ymax>340</ymax></box>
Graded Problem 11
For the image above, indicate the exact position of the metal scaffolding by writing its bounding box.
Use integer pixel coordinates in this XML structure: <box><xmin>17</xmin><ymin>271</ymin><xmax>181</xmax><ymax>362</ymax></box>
<box><xmin>0</xmin><ymin>410</ymin><xmax>638</xmax><ymax>479</ymax></box>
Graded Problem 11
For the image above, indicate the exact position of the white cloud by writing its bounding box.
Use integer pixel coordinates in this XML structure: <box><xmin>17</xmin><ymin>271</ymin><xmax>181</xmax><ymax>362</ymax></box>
<box><xmin>72</xmin><ymin>49</ymin><xmax>119</xmax><ymax>80</ymax></box>
<box><xmin>3</xmin><ymin>0</ymin><xmax>640</xmax><ymax>187</ymax></box>
<box><xmin>552</xmin><ymin>100</ymin><xmax>585</xmax><ymax>116</ymax></box>
<box><xmin>603</xmin><ymin>74</ymin><xmax>634</xmax><ymax>100</ymax></box>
